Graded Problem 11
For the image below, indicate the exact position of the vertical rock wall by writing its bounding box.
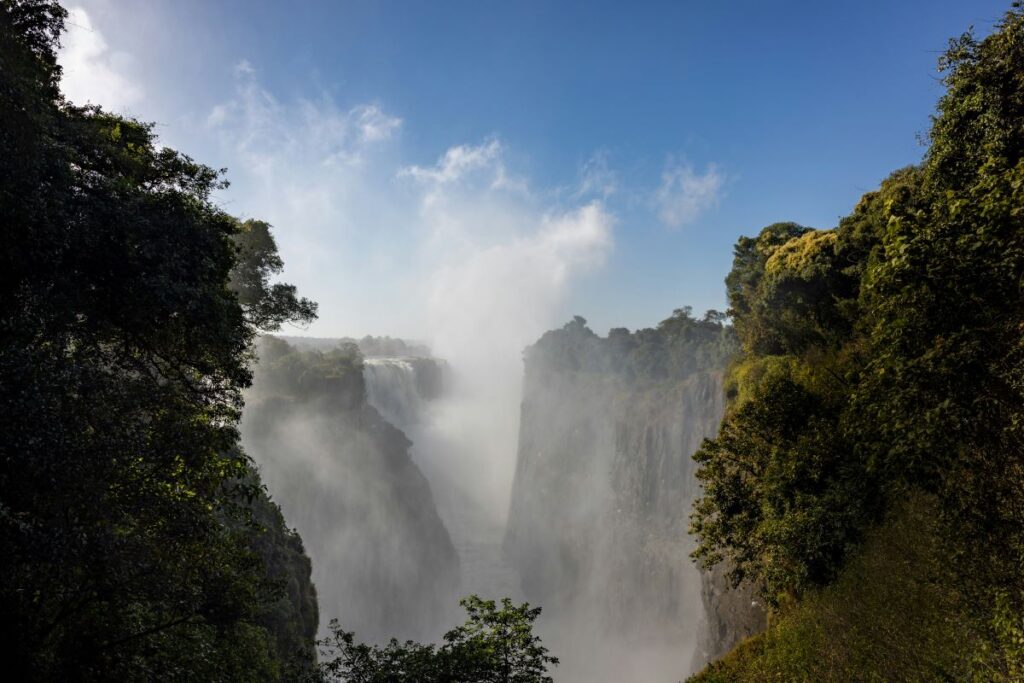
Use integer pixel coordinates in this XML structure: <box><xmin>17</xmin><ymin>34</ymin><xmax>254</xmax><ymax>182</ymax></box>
<box><xmin>504</xmin><ymin>317</ymin><xmax>763</xmax><ymax>680</ymax></box>
<box><xmin>241</xmin><ymin>339</ymin><xmax>460</xmax><ymax>643</ymax></box>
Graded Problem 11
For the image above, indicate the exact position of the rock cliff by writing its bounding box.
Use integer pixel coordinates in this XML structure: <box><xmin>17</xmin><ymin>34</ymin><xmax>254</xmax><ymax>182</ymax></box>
<box><xmin>504</xmin><ymin>313</ymin><xmax>763</xmax><ymax>679</ymax></box>
<box><xmin>241</xmin><ymin>337</ymin><xmax>460</xmax><ymax>643</ymax></box>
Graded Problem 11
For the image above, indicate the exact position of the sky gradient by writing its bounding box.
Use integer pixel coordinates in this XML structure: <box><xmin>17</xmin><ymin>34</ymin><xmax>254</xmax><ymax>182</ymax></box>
<box><xmin>58</xmin><ymin>0</ymin><xmax>1009</xmax><ymax>341</ymax></box>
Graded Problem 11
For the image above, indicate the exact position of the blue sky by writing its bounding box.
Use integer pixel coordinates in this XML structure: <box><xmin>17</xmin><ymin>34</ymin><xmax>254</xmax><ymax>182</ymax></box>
<box><xmin>59</xmin><ymin>0</ymin><xmax>1008</xmax><ymax>345</ymax></box>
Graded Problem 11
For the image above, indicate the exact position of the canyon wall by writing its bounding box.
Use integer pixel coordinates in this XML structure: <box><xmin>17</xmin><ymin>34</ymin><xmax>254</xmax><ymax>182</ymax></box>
<box><xmin>241</xmin><ymin>337</ymin><xmax>460</xmax><ymax>643</ymax></box>
<box><xmin>504</xmin><ymin>314</ymin><xmax>763</xmax><ymax>680</ymax></box>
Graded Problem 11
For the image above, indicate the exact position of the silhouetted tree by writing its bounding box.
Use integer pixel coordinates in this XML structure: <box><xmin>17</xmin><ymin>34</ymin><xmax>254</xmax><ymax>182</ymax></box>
<box><xmin>316</xmin><ymin>596</ymin><xmax>558</xmax><ymax>683</ymax></box>
<box><xmin>0</xmin><ymin>1</ymin><xmax>317</xmax><ymax>678</ymax></box>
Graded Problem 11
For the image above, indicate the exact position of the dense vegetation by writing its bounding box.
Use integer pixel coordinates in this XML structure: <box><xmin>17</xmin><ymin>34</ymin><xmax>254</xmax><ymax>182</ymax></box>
<box><xmin>1</xmin><ymin>1</ymin><xmax>320</xmax><ymax>678</ymax></box>
<box><xmin>339</xmin><ymin>336</ymin><xmax>432</xmax><ymax>359</ymax></box>
<box><xmin>6</xmin><ymin>0</ymin><xmax>1022</xmax><ymax>679</ymax></box>
<box><xmin>316</xmin><ymin>597</ymin><xmax>557</xmax><ymax>683</ymax></box>
<box><xmin>525</xmin><ymin>309</ymin><xmax>735</xmax><ymax>385</ymax></box>
<box><xmin>690</xmin><ymin>5</ymin><xmax>1024</xmax><ymax>679</ymax></box>
<box><xmin>692</xmin><ymin>494</ymin><xmax>973</xmax><ymax>682</ymax></box>
<box><xmin>252</xmin><ymin>336</ymin><xmax>367</xmax><ymax>410</ymax></box>
<box><xmin>279</xmin><ymin>335</ymin><xmax>432</xmax><ymax>359</ymax></box>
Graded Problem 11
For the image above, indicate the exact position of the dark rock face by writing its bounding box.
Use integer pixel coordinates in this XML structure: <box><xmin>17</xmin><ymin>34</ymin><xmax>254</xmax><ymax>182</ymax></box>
<box><xmin>695</xmin><ymin>563</ymin><xmax>766</xmax><ymax>667</ymax></box>
<box><xmin>503</xmin><ymin>316</ymin><xmax>763</xmax><ymax>679</ymax></box>
<box><xmin>505</xmin><ymin>372</ymin><xmax>726</xmax><ymax>674</ymax></box>
<box><xmin>241</xmin><ymin>339</ymin><xmax>460</xmax><ymax>643</ymax></box>
<box><xmin>243</xmin><ymin>478</ymin><xmax>320</xmax><ymax>671</ymax></box>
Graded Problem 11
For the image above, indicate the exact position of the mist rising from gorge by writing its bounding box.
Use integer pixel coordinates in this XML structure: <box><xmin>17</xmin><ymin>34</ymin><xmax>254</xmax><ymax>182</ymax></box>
<box><xmin>223</xmin><ymin>55</ymin><xmax>730</xmax><ymax>682</ymax></box>
<box><xmin>239</xmin><ymin>340</ymin><xmax>460</xmax><ymax>643</ymax></box>
<box><xmin>238</xmin><ymin>300</ymin><xmax>742</xmax><ymax>683</ymax></box>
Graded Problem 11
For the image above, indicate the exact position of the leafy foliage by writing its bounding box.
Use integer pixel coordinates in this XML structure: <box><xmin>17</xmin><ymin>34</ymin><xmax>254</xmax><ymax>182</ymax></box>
<box><xmin>315</xmin><ymin>596</ymin><xmax>558</xmax><ymax>683</ymax></box>
<box><xmin>0</xmin><ymin>1</ymin><xmax>317</xmax><ymax>678</ymax></box>
<box><xmin>252</xmin><ymin>335</ymin><xmax>367</xmax><ymax>408</ymax></box>
<box><xmin>231</xmin><ymin>219</ymin><xmax>318</xmax><ymax>332</ymax></box>
<box><xmin>690</xmin><ymin>495</ymin><xmax>974</xmax><ymax>682</ymax></box>
<box><xmin>691</xmin><ymin>3</ymin><xmax>1024</xmax><ymax>676</ymax></box>
<box><xmin>526</xmin><ymin>309</ymin><xmax>736</xmax><ymax>386</ymax></box>
<box><xmin>692</xmin><ymin>372</ymin><xmax>877</xmax><ymax>597</ymax></box>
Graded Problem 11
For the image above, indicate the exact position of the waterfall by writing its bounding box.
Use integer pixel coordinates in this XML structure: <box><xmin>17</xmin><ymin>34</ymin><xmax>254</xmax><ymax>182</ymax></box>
<box><xmin>363</xmin><ymin>358</ymin><xmax>426</xmax><ymax>428</ymax></box>
<box><xmin>241</xmin><ymin>343</ymin><xmax>461</xmax><ymax>644</ymax></box>
<box><xmin>363</xmin><ymin>356</ymin><xmax>524</xmax><ymax>604</ymax></box>
<box><xmin>505</xmin><ymin>368</ymin><xmax>727</xmax><ymax>681</ymax></box>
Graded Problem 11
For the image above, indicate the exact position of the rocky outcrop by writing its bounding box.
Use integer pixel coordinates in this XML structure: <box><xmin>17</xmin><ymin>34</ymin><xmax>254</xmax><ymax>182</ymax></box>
<box><xmin>695</xmin><ymin>563</ymin><xmax>766</xmax><ymax>667</ymax></box>
<box><xmin>242</xmin><ymin>474</ymin><xmax>320</xmax><ymax>672</ymax></box>
<box><xmin>241</xmin><ymin>338</ymin><xmax>460</xmax><ymax>643</ymax></box>
<box><xmin>504</xmin><ymin>315</ymin><xmax>763</xmax><ymax>680</ymax></box>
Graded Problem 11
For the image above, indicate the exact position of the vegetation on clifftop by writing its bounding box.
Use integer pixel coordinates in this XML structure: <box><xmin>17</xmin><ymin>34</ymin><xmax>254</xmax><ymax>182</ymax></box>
<box><xmin>526</xmin><ymin>309</ymin><xmax>736</xmax><ymax>385</ymax></box>
<box><xmin>690</xmin><ymin>4</ymin><xmax>1024</xmax><ymax>679</ymax></box>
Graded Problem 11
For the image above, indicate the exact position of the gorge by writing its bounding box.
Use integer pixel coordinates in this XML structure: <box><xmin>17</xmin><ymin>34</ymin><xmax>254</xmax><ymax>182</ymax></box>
<box><xmin>7</xmin><ymin>2</ymin><xmax>1024</xmax><ymax>679</ymax></box>
<box><xmin>241</xmin><ymin>312</ymin><xmax>761</xmax><ymax>681</ymax></box>
<box><xmin>240</xmin><ymin>337</ymin><xmax>460</xmax><ymax>643</ymax></box>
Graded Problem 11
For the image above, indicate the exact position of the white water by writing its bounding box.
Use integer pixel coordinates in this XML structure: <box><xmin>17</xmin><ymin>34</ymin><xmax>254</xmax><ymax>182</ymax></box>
<box><xmin>363</xmin><ymin>358</ymin><xmax>424</xmax><ymax>428</ymax></box>
<box><xmin>362</xmin><ymin>359</ymin><xmax>524</xmax><ymax>604</ymax></box>
<box><xmin>361</xmin><ymin>355</ymin><xmax>716</xmax><ymax>681</ymax></box>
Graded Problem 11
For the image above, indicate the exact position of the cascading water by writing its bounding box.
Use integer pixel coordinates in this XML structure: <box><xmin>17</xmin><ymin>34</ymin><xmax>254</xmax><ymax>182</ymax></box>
<box><xmin>503</xmin><ymin>371</ymin><xmax>724</xmax><ymax>681</ymax></box>
<box><xmin>497</xmin><ymin>317</ymin><xmax>747</xmax><ymax>682</ymax></box>
<box><xmin>361</xmin><ymin>357</ymin><xmax>524</xmax><ymax>605</ymax></box>
<box><xmin>241</xmin><ymin>340</ymin><xmax>460</xmax><ymax>644</ymax></box>
<box><xmin>251</xmin><ymin>329</ymin><xmax>740</xmax><ymax>681</ymax></box>
<box><xmin>363</xmin><ymin>358</ymin><xmax>424</xmax><ymax>427</ymax></box>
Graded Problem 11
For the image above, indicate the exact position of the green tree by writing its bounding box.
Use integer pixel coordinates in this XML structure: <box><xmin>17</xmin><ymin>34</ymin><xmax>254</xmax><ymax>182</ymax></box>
<box><xmin>316</xmin><ymin>596</ymin><xmax>558</xmax><ymax>683</ymax></box>
<box><xmin>692</xmin><ymin>370</ymin><xmax>877</xmax><ymax>602</ymax></box>
<box><xmin>691</xmin><ymin>3</ymin><xmax>1024</xmax><ymax>676</ymax></box>
<box><xmin>230</xmin><ymin>219</ymin><xmax>317</xmax><ymax>332</ymax></box>
<box><xmin>852</xmin><ymin>6</ymin><xmax>1024</xmax><ymax>672</ymax></box>
<box><xmin>0</xmin><ymin>1</ymin><xmax>318</xmax><ymax>678</ymax></box>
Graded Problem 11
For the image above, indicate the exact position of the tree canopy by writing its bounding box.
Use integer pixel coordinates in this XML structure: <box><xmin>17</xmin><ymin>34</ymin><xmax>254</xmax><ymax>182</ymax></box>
<box><xmin>691</xmin><ymin>5</ymin><xmax>1024</xmax><ymax>676</ymax></box>
<box><xmin>525</xmin><ymin>309</ymin><xmax>736</xmax><ymax>385</ymax></box>
<box><xmin>1</xmin><ymin>1</ymin><xmax>318</xmax><ymax>678</ymax></box>
<box><xmin>316</xmin><ymin>596</ymin><xmax>558</xmax><ymax>683</ymax></box>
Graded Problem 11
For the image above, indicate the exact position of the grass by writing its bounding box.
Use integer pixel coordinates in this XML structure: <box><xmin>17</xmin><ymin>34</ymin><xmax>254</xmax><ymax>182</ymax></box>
<box><xmin>688</xmin><ymin>493</ymin><xmax>977</xmax><ymax>682</ymax></box>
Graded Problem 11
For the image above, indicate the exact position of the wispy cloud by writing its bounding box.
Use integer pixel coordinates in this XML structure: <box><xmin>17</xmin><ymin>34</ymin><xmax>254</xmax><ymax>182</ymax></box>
<box><xmin>354</xmin><ymin>104</ymin><xmax>402</xmax><ymax>143</ymax></box>
<box><xmin>58</xmin><ymin>6</ymin><xmax>143</xmax><ymax>112</ymax></box>
<box><xmin>655</xmin><ymin>161</ymin><xmax>724</xmax><ymax>229</ymax></box>
<box><xmin>207</xmin><ymin>61</ymin><xmax>401</xmax><ymax>180</ymax></box>
<box><xmin>399</xmin><ymin>138</ymin><xmax>613</xmax><ymax>342</ymax></box>
<box><xmin>576</xmin><ymin>151</ymin><xmax>618</xmax><ymax>200</ymax></box>
<box><xmin>400</xmin><ymin>139</ymin><xmax>505</xmax><ymax>186</ymax></box>
<box><xmin>205</xmin><ymin>64</ymin><xmax>613</xmax><ymax>364</ymax></box>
